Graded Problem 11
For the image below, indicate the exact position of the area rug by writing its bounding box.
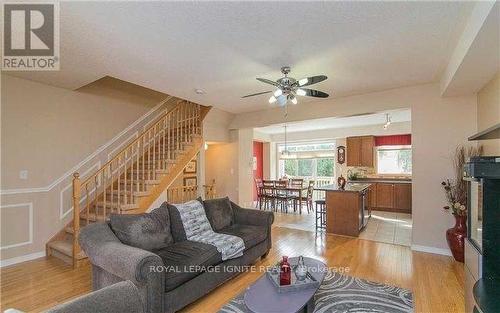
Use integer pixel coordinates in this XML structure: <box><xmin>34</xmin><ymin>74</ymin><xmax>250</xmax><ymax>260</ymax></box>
<box><xmin>218</xmin><ymin>271</ymin><xmax>413</xmax><ymax>313</ymax></box>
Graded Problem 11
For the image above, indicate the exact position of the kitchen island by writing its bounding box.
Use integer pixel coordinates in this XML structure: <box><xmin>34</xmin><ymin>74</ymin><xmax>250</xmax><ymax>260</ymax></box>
<box><xmin>316</xmin><ymin>183</ymin><xmax>371</xmax><ymax>237</ymax></box>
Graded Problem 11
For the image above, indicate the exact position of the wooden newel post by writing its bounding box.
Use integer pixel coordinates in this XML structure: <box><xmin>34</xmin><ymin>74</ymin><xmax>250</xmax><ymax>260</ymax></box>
<box><xmin>72</xmin><ymin>172</ymin><xmax>81</xmax><ymax>268</ymax></box>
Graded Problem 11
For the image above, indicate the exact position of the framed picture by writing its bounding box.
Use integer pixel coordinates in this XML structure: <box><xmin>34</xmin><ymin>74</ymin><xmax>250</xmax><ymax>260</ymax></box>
<box><xmin>184</xmin><ymin>159</ymin><xmax>197</xmax><ymax>174</ymax></box>
<box><xmin>183</xmin><ymin>176</ymin><xmax>197</xmax><ymax>186</ymax></box>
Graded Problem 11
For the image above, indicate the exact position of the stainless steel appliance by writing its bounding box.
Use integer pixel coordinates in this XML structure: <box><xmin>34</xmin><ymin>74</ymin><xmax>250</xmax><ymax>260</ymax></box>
<box><xmin>359</xmin><ymin>189</ymin><xmax>369</xmax><ymax>230</ymax></box>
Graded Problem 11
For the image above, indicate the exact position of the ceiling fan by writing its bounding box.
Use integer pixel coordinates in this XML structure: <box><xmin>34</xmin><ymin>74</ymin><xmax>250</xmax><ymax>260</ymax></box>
<box><xmin>242</xmin><ymin>66</ymin><xmax>329</xmax><ymax>106</ymax></box>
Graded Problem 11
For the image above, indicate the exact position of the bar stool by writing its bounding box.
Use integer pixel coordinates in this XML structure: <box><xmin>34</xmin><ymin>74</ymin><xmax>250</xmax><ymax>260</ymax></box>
<box><xmin>315</xmin><ymin>199</ymin><xmax>327</xmax><ymax>232</ymax></box>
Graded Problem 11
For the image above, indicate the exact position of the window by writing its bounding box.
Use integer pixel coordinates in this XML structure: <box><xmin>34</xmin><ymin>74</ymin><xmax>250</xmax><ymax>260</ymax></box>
<box><xmin>317</xmin><ymin>158</ymin><xmax>334</xmax><ymax>177</ymax></box>
<box><xmin>377</xmin><ymin>146</ymin><xmax>412</xmax><ymax>174</ymax></box>
<box><xmin>277</xmin><ymin>141</ymin><xmax>335</xmax><ymax>180</ymax></box>
<box><xmin>279</xmin><ymin>158</ymin><xmax>335</xmax><ymax>178</ymax></box>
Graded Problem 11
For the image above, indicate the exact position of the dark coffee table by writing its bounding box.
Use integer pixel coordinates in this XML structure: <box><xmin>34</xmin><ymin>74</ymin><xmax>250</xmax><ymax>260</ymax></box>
<box><xmin>244</xmin><ymin>257</ymin><xmax>327</xmax><ymax>313</ymax></box>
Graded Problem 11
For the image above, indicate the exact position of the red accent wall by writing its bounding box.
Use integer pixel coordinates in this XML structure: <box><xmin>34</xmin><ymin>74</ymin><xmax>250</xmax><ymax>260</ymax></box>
<box><xmin>375</xmin><ymin>134</ymin><xmax>411</xmax><ymax>146</ymax></box>
<box><xmin>253</xmin><ymin>141</ymin><xmax>263</xmax><ymax>201</ymax></box>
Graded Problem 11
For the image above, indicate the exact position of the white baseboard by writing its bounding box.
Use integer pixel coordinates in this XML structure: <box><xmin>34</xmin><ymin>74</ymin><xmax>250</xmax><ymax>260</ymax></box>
<box><xmin>411</xmin><ymin>244</ymin><xmax>452</xmax><ymax>256</ymax></box>
<box><xmin>0</xmin><ymin>251</ymin><xmax>45</xmax><ymax>268</ymax></box>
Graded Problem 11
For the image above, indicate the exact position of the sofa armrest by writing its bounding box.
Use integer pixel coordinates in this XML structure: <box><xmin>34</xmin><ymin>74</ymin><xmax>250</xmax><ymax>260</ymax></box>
<box><xmin>47</xmin><ymin>280</ymin><xmax>144</xmax><ymax>313</ymax></box>
<box><xmin>79</xmin><ymin>223</ymin><xmax>164</xmax><ymax>313</ymax></box>
<box><xmin>230</xmin><ymin>201</ymin><xmax>274</xmax><ymax>227</ymax></box>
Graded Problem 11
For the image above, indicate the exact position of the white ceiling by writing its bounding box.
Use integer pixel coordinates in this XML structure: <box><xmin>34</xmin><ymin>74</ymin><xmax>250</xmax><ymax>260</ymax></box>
<box><xmin>255</xmin><ymin>109</ymin><xmax>411</xmax><ymax>134</ymax></box>
<box><xmin>8</xmin><ymin>1</ymin><xmax>474</xmax><ymax>113</ymax></box>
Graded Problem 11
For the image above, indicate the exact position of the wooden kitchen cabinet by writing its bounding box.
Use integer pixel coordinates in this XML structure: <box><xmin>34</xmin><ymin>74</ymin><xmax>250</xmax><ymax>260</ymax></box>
<box><xmin>361</xmin><ymin>136</ymin><xmax>375</xmax><ymax>167</ymax></box>
<box><xmin>375</xmin><ymin>183</ymin><xmax>395</xmax><ymax>208</ymax></box>
<box><xmin>394</xmin><ymin>183</ymin><xmax>412</xmax><ymax>212</ymax></box>
<box><xmin>369</xmin><ymin>182</ymin><xmax>412</xmax><ymax>213</ymax></box>
<box><xmin>368</xmin><ymin>184</ymin><xmax>377</xmax><ymax>208</ymax></box>
<box><xmin>346</xmin><ymin>136</ymin><xmax>374</xmax><ymax>167</ymax></box>
<box><xmin>346</xmin><ymin>137</ymin><xmax>362</xmax><ymax>166</ymax></box>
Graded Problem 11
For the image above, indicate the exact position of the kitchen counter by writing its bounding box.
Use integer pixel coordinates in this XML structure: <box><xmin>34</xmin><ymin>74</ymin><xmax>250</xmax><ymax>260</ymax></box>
<box><xmin>316</xmin><ymin>183</ymin><xmax>371</xmax><ymax>193</ymax></box>
<box><xmin>321</xmin><ymin>184</ymin><xmax>371</xmax><ymax>237</ymax></box>
<box><xmin>350</xmin><ymin>178</ymin><xmax>412</xmax><ymax>184</ymax></box>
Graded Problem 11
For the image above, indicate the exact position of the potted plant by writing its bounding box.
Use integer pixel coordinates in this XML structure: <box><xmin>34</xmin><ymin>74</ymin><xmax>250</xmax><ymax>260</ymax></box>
<box><xmin>441</xmin><ymin>145</ymin><xmax>482</xmax><ymax>262</ymax></box>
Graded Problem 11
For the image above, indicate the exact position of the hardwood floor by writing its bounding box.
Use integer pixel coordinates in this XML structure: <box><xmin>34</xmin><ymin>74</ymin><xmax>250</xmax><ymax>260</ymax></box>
<box><xmin>1</xmin><ymin>213</ymin><xmax>465</xmax><ymax>313</ymax></box>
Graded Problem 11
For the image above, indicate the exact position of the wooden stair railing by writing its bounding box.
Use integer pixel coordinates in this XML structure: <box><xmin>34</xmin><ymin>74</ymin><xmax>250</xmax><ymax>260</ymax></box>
<box><xmin>166</xmin><ymin>181</ymin><xmax>217</xmax><ymax>204</ymax></box>
<box><xmin>47</xmin><ymin>100</ymin><xmax>208</xmax><ymax>267</ymax></box>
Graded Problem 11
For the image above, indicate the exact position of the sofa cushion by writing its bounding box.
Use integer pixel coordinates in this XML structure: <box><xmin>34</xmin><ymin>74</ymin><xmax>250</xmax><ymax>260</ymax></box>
<box><xmin>203</xmin><ymin>197</ymin><xmax>234</xmax><ymax>231</ymax></box>
<box><xmin>109</xmin><ymin>202</ymin><xmax>173</xmax><ymax>251</ymax></box>
<box><xmin>154</xmin><ymin>241</ymin><xmax>222</xmax><ymax>292</ymax></box>
<box><xmin>218</xmin><ymin>224</ymin><xmax>267</xmax><ymax>250</ymax></box>
<box><xmin>167</xmin><ymin>203</ymin><xmax>188</xmax><ymax>242</ymax></box>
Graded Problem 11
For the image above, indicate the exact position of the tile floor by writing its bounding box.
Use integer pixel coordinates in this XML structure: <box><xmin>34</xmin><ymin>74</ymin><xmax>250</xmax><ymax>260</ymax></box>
<box><xmin>268</xmin><ymin>207</ymin><xmax>412</xmax><ymax>247</ymax></box>
<box><xmin>359</xmin><ymin>211</ymin><xmax>412</xmax><ymax>246</ymax></box>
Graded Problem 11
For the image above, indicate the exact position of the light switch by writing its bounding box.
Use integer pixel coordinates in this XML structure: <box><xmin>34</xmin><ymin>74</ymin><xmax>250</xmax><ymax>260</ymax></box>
<box><xmin>19</xmin><ymin>170</ymin><xmax>28</xmax><ymax>180</ymax></box>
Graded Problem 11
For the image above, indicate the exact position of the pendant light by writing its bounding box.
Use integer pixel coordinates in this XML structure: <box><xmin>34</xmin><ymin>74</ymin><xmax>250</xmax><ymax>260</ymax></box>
<box><xmin>281</xmin><ymin>105</ymin><xmax>297</xmax><ymax>159</ymax></box>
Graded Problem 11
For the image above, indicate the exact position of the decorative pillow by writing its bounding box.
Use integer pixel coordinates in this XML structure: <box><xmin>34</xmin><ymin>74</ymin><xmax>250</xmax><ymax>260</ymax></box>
<box><xmin>203</xmin><ymin>197</ymin><xmax>233</xmax><ymax>231</ymax></box>
<box><xmin>110</xmin><ymin>202</ymin><xmax>173</xmax><ymax>251</ymax></box>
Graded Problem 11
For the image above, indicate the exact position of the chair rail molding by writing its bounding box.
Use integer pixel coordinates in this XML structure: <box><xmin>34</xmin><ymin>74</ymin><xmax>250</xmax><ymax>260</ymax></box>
<box><xmin>0</xmin><ymin>96</ymin><xmax>172</xmax><ymax>195</ymax></box>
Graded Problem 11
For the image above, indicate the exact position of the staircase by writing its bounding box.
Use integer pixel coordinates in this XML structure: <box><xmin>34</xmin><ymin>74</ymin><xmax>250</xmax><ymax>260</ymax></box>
<box><xmin>46</xmin><ymin>100</ymin><xmax>211</xmax><ymax>267</ymax></box>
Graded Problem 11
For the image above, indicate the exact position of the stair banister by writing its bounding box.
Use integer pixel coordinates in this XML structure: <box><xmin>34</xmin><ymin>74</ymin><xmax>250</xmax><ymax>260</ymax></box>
<box><xmin>72</xmin><ymin>172</ymin><xmax>81</xmax><ymax>268</ymax></box>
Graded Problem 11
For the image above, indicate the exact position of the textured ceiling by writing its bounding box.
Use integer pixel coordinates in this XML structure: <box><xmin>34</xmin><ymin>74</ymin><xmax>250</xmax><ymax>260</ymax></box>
<box><xmin>255</xmin><ymin>109</ymin><xmax>411</xmax><ymax>134</ymax></box>
<box><xmin>8</xmin><ymin>1</ymin><xmax>473</xmax><ymax>113</ymax></box>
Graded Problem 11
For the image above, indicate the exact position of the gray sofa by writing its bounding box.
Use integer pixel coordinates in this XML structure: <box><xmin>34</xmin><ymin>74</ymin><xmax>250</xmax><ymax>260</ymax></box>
<box><xmin>79</xmin><ymin>198</ymin><xmax>274</xmax><ymax>313</ymax></box>
<box><xmin>47</xmin><ymin>281</ymin><xmax>144</xmax><ymax>313</ymax></box>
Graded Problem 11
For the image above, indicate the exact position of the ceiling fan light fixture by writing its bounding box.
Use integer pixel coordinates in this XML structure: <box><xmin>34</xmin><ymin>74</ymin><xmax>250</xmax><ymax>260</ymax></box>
<box><xmin>273</xmin><ymin>89</ymin><xmax>283</xmax><ymax>97</ymax></box>
<box><xmin>290</xmin><ymin>96</ymin><xmax>298</xmax><ymax>105</ymax></box>
<box><xmin>269</xmin><ymin>95</ymin><xmax>277</xmax><ymax>104</ymax></box>
<box><xmin>296</xmin><ymin>89</ymin><xmax>306</xmax><ymax>96</ymax></box>
<box><xmin>298</xmin><ymin>78</ymin><xmax>308</xmax><ymax>86</ymax></box>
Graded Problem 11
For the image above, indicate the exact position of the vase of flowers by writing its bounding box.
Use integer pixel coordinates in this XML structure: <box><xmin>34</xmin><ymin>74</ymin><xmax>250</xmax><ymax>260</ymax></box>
<box><xmin>441</xmin><ymin>145</ymin><xmax>482</xmax><ymax>262</ymax></box>
<box><xmin>442</xmin><ymin>180</ymin><xmax>467</xmax><ymax>262</ymax></box>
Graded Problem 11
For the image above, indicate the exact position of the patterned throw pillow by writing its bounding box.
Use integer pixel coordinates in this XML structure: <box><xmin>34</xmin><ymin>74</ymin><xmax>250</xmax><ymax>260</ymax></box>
<box><xmin>110</xmin><ymin>202</ymin><xmax>173</xmax><ymax>251</ymax></box>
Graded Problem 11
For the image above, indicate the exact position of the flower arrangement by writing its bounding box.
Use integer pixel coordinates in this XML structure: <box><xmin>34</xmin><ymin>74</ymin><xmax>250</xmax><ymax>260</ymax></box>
<box><xmin>441</xmin><ymin>179</ymin><xmax>467</xmax><ymax>216</ymax></box>
<box><xmin>441</xmin><ymin>145</ymin><xmax>482</xmax><ymax>216</ymax></box>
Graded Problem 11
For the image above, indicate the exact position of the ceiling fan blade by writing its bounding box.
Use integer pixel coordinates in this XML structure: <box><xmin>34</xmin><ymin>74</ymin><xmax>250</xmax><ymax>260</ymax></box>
<box><xmin>301</xmin><ymin>88</ymin><xmax>329</xmax><ymax>98</ymax></box>
<box><xmin>241</xmin><ymin>91</ymin><xmax>272</xmax><ymax>98</ymax></box>
<box><xmin>297</xmin><ymin>75</ymin><xmax>328</xmax><ymax>87</ymax></box>
<box><xmin>256</xmin><ymin>78</ymin><xmax>279</xmax><ymax>87</ymax></box>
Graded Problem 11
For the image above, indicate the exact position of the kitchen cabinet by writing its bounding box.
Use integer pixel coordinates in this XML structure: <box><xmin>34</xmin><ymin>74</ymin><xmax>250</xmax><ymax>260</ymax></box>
<box><xmin>318</xmin><ymin>184</ymin><xmax>370</xmax><ymax>237</ymax></box>
<box><xmin>365</xmin><ymin>181</ymin><xmax>412</xmax><ymax>213</ymax></box>
<box><xmin>376</xmin><ymin>183</ymin><xmax>394</xmax><ymax>208</ymax></box>
<box><xmin>361</xmin><ymin>136</ymin><xmax>375</xmax><ymax>167</ymax></box>
<box><xmin>367</xmin><ymin>184</ymin><xmax>377</xmax><ymax>208</ymax></box>
<box><xmin>394</xmin><ymin>183</ymin><xmax>412</xmax><ymax>212</ymax></box>
<box><xmin>346</xmin><ymin>136</ymin><xmax>374</xmax><ymax>167</ymax></box>
<box><xmin>346</xmin><ymin>137</ymin><xmax>362</xmax><ymax>166</ymax></box>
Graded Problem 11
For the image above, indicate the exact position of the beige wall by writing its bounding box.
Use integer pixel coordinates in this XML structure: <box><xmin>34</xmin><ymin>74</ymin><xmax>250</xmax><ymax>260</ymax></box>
<box><xmin>203</xmin><ymin>108</ymin><xmax>234</xmax><ymax>143</ymax></box>
<box><xmin>0</xmin><ymin>75</ymin><xmax>172</xmax><ymax>264</ymax></box>
<box><xmin>411</xmin><ymin>90</ymin><xmax>477</xmax><ymax>253</ymax></box>
<box><xmin>205</xmin><ymin>141</ymin><xmax>239</xmax><ymax>202</ymax></box>
<box><xmin>477</xmin><ymin>72</ymin><xmax>500</xmax><ymax>155</ymax></box>
<box><xmin>1</xmin><ymin>75</ymin><xmax>166</xmax><ymax>189</ymax></box>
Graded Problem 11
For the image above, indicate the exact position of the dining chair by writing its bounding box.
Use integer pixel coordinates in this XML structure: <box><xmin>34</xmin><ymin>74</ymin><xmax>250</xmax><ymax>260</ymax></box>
<box><xmin>254</xmin><ymin>178</ymin><xmax>263</xmax><ymax>209</ymax></box>
<box><xmin>289</xmin><ymin>179</ymin><xmax>304</xmax><ymax>213</ymax></box>
<box><xmin>306</xmin><ymin>180</ymin><xmax>315</xmax><ymax>213</ymax></box>
<box><xmin>262</xmin><ymin>180</ymin><xmax>276</xmax><ymax>211</ymax></box>
<box><xmin>274</xmin><ymin>180</ymin><xmax>289</xmax><ymax>213</ymax></box>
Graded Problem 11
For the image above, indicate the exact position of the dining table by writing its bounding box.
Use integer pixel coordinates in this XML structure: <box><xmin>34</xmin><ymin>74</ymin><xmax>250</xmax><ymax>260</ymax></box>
<box><xmin>259</xmin><ymin>182</ymin><xmax>309</xmax><ymax>214</ymax></box>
